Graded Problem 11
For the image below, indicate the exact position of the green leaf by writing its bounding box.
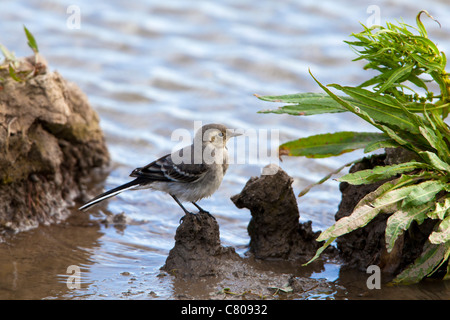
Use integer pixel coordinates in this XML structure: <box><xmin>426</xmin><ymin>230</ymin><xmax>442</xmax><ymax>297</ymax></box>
<box><xmin>381</xmin><ymin>125</ymin><xmax>421</xmax><ymax>154</ymax></box>
<box><xmin>411</xmin><ymin>53</ymin><xmax>444</xmax><ymax>72</ymax></box>
<box><xmin>392</xmin><ymin>240</ymin><xmax>450</xmax><ymax>285</ymax></box>
<box><xmin>364</xmin><ymin>139</ymin><xmax>399</xmax><ymax>153</ymax></box>
<box><xmin>385</xmin><ymin>201</ymin><xmax>434</xmax><ymax>253</ymax></box>
<box><xmin>258</xmin><ymin>104</ymin><xmax>345</xmax><ymax>116</ymax></box>
<box><xmin>298</xmin><ymin>158</ymin><xmax>362</xmax><ymax>197</ymax></box>
<box><xmin>428</xmin><ymin>197</ymin><xmax>450</xmax><ymax>220</ymax></box>
<box><xmin>337</xmin><ymin>161</ymin><xmax>431</xmax><ymax>185</ymax></box>
<box><xmin>279</xmin><ymin>131</ymin><xmax>388</xmax><ymax>159</ymax></box>
<box><xmin>0</xmin><ymin>43</ymin><xmax>16</xmax><ymax>62</ymax></box>
<box><xmin>309</xmin><ymin>71</ymin><xmax>382</xmax><ymax>131</ymax></box>
<box><xmin>416</xmin><ymin>10</ymin><xmax>435</xmax><ymax>37</ymax></box>
<box><xmin>317</xmin><ymin>176</ymin><xmax>411</xmax><ymax>241</ymax></box>
<box><xmin>256</xmin><ymin>93</ymin><xmax>349</xmax><ymax>116</ymax></box>
<box><xmin>8</xmin><ymin>65</ymin><xmax>23</xmax><ymax>82</ymax></box>
<box><xmin>23</xmin><ymin>25</ymin><xmax>39</xmax><ymax>53</ymax></box>
<box><xmin>256</xmin><ymin>92</ymin><xmax>333</xmax><ymax>104</ymax></box>
<box><xmin>329</xmin><ymin>85</ymin><xmax>420</xmax><ymax>134</ymax></box>
<box><xmin>303</xmin><ymin>237</ymin><xmax>336</xmax><ymax>266</ymax></box>
<box><xmin>418</xmin><ymin>151</ymin><xmax>450</xmax><ymax>173</ymax></box>
<box><xmin>429</xmin><ymin>215</ymin><xmax>450</xmax><ymax>244</ymax></box>
<box><xmin>419</xmin><ymin>126</ymin><xmax>450</xmax><ymax>163</ymax></box>
<box><xmin>402</xmin><ymin>180</ymin><xmax>447</xmax><ymax>207</ymax></box>
<box><xmin>377</xmin><ymin>63</ymin><xmax>414</xmax><ymax>94</ymax></box>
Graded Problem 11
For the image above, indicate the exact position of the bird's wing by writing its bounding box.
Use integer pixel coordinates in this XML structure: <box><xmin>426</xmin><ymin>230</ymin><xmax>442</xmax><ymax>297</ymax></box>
<box><xmin>129</xmin><ymin>152</ymin><xmax>208</xmax><ymax>183</ymax></box>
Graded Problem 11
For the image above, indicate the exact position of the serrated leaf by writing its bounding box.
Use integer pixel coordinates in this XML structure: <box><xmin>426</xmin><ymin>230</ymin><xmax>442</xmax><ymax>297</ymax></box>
<box><xmin>256</xmin><ymin>93</ymin><xmax>351</xmax><ymax>116</ymax></box>
<box><xmin>258</xmin><ymin>104</ymin><xmax>346</xmax><ymax>116</ymax></box>
<box><xmin>279</xmin><ymin>131</ymin><xmax>388</xmax><ymax>159</ymax></box>
<box><xmin>337</xmin><ymin>161</ymin><xmax>431</xmax><ymax>185</ymax></box>
<box><xmin>385</xmin><ymin>201</ymin><xmax>434</xmax><ymax>253</ymax></box>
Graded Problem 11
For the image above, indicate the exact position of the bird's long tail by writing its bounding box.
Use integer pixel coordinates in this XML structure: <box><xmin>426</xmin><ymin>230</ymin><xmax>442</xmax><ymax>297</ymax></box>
<box><xmin>78</xmin><ymin>179</ymin><xmax>143</xmax><ymax>211</ymax></box>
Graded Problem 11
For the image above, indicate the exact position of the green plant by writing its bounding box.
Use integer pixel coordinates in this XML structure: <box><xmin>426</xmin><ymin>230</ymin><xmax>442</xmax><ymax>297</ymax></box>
<box><xmin>0</xmin><ymin>26</ymin><xmax>42</xmax><ymax>82</ymax></box>
<box><xmin>257</xmin><ymin>11</ymin><xmax>450</xmax><ymax>284</ymax></box>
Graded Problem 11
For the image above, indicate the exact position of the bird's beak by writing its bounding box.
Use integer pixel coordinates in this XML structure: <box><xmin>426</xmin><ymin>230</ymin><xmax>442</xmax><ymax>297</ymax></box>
<box><xmin>227</xmin><ymin>130</ymin><xmax>243</xmax><ymax>138</ymax></box>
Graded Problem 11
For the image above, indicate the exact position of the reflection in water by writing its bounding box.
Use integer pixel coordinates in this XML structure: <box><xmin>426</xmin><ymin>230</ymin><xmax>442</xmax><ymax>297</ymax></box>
<box><xmin>1</xmin><ymin>0</ymin><xmax>450</xmax><ymax>299</ymax></box>
<box><xmin>0</xmin><ymin>212</ymin><xmax>101</xmax><ymax>299</ymax></box>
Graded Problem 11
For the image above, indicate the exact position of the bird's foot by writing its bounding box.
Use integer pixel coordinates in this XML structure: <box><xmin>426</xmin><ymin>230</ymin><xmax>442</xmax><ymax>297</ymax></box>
<box><xmin>190</xmin><ymin>202</ymin><xmax>216</xmax><ymax>220</ymax></box>
<box><xmin>179</xmin><ymin>210</ymin><xmax>216</xmax><ymax>223</ymax></box>
<box><xmin>179</xmin><ymin>211</ymin><xmax>200</xmax><ymax>223</ymax></box>
<box><xmin>198</xmin><ymin>209</ymin><xmax>216</xmax><ymax>221</ymax></box>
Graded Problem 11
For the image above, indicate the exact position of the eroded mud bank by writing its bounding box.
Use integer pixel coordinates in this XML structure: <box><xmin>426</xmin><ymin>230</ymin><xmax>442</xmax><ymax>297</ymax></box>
<box><xmin>0</xmin><ymin>56</ymin><xmax>109</xmax><ymax>237</ymax></box>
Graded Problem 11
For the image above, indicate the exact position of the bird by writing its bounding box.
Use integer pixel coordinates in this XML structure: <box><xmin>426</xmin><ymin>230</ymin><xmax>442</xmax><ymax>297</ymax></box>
<box><xmin>79</xmin><ymin>123</ymin><xmax>241</xmax><ymax>220</ymax></box>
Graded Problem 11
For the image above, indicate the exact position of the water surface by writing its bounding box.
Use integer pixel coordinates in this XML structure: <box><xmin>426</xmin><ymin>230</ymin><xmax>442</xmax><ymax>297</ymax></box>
<box><xmin>1</xmin><ymin>0</ymin><xmax>450</xmax><ymax>299</ymax></box>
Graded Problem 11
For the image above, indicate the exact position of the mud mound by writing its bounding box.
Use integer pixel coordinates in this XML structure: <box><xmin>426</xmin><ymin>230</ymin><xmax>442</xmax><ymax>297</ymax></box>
<box><xmin>231</xmin><ymin>164</ymin><xmax>322</xmax><ymax>261</ymax></box>
<box><xmin>161</xmin><ymin>165</ymin><xmax>335</xmax><ymax>299</ymax></box>
<box><xmin>0</xmin><ymin>58</ymin><xmax>109</xmax><ymax>237</ymax></box>
<box><xmin>162</xmin><ymin>211</ymin><xmax>240</xmax><ymax>277</ymax></box>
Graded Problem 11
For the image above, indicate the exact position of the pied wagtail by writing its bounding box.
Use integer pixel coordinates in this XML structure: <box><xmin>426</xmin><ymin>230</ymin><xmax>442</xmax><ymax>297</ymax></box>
<box><xmin>79</xmin><ymin>124</ymin><xmax>241</xmax><ymax>219</ymax></box>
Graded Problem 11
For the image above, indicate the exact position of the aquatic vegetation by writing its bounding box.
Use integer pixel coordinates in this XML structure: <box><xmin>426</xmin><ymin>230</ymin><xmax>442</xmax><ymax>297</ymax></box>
<box><xmin>257</xmin><ymin>11</ymin><xmax>450</xmax><ymax>284</ymax></box>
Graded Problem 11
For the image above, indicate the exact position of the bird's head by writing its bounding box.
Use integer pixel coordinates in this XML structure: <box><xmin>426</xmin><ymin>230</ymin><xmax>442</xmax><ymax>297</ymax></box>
<box><xmin>195</xmin><ymin>123</ymin><xmax>242</xmax><ymax>148</ymax></box>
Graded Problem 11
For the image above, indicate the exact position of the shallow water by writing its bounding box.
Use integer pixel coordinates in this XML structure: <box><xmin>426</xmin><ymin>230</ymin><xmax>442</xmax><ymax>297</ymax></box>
<box><xmin>1</xmin><ymin>0</ymin><xmax>450</xmax><ymax>299</ymax></box>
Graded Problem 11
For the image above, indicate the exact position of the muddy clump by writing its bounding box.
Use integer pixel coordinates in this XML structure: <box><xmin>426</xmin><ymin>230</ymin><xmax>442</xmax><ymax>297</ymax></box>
<box><xmin>0</xmin><ymin>55</ymin><xmax>110</xmax><ymax>237</ymax></box>
<box><xmin>336</xmin><ymin>148</ymin><xmax>436</xmax><ymax>274</ymax></box>
<box><xmin>161</xmin><ymin>164</ymin><xmax>341</xmax><ymax>298</ymax></box>
<box><xmin>162</xmin><ymin>211</ymin><xmax>240</xmax><ymax>277</ymax></box>
<box><xmin>231</xmin><ymin>164</ymin><xmax>323</xmax><ymax>261</ymax></box>
<box><xmin>161</xmin><ymin>210</ymin><xmax>335</xmax><ymax>299</ymax></box>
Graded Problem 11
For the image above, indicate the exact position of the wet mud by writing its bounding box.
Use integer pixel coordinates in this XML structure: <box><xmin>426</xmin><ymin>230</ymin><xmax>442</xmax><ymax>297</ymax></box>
<box><xmin>160</xmin><ymin>164</ymin><xmax>338</xmax><ymax>299</ymax></box>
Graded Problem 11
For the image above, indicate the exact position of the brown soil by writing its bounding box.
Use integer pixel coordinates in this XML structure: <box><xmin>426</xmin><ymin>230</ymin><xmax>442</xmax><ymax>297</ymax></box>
<box><xmin>0</xmin><ymin>56</ymin><xmax>110</xmax><ymax>237</ymax></box>
<box><xmin>160</xmin><ymin>164</ymin><xmax>338</xmax><ymax>299</ymax></box>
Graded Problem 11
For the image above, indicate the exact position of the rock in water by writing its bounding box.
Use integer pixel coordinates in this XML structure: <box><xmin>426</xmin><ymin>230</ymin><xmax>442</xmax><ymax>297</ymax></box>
<box><xmin>0</xmin><ymin>64</ymin><xmax>109</xmax><ymax>237</ymax></box>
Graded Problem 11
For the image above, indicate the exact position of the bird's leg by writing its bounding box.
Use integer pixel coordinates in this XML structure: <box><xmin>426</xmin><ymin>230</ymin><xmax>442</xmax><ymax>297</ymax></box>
<box><xmin>170</xmin><ymin>194</ymin><xmax>197</xmax><ymax>223</ymax></box>
<box><xmin>191</xmin><ymin>201</ymin><xmax>208</xmax><ymax>213</ymax></box>
<box><xmin>192</xmin><ymin>202</ymin><xmax>216</xmax><ymax>220</ymax></box>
